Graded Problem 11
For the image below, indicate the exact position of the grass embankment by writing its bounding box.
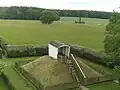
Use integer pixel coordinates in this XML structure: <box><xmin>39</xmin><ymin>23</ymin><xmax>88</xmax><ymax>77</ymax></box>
<box><xmin>0</xmin><ymin>57</ymin><xmax>38</xmax><ymax>90</ymax></box>
<box><xmin>77</xmin><ymin>59</ymin><xmax>102</xmax><ymax>78</ymax></box>
<box><xmin>79</xmin><ymin>58</ymin><xmax>120</xmax><ymax>77</ymax></box>
<box><xmin>2</xmin><ymin>66</ymin><xmax>36</xmax><ymax>90</ymax></box>
<box><xmin>0</xmin><ymin>77</ymin><xmax>8</xmax><ymax>90</ymax></box>
<box><xmin>88</xmin><ymin>81</ymin><xmax>120</xmax><ymax>90</ymax></box>
<box><xmin>78</xmin><ymin>58</ymin><xmax>120</xmax><ymax>90</ymax></box>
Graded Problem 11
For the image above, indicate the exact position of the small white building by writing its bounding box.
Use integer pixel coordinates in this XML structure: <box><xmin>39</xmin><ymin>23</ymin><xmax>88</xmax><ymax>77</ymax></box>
<box><xmin>48</xmin><ymin>41</ymin><xmax>70</xmax><ymax>59</ymax></box>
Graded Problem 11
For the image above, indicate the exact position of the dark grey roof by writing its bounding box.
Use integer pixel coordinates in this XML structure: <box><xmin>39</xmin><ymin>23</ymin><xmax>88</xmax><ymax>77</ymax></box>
<box><xmin>49</xmin><ymin>41</ymin><xmax>69</xmax><ymax>48</ymax></box>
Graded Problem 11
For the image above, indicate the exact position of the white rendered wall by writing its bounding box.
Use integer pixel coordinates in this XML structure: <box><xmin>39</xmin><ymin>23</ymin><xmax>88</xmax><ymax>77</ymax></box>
<box><xmin>49</xmin><ymin>44</ymin><xmax>58</xmax><ymax>59</ymax></box>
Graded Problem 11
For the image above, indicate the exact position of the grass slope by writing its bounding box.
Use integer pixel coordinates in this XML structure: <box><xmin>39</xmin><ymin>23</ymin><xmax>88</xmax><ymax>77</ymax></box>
<box><xmin>3</xmin><ymin>66</ymin><xmax>36</xmax><ymax>90</ymax></box>
<box><xmin>79</xmin><ymin>58</ymin><xmax>117</xmax><ymax>76</ymax></box>
<box><xmin>0</xmin><ymin>57</ymin><xmax>38</xmax><ymax>90</ymax></box>
<box><xmin>0</xmin><ymin>17</ymin><xmax>108</xmax><ymax>50</ymax></box>
<box><xmin>77</xmin><ymin>59</ymin><xmax>102</xmax><ymax>78</ymax></box>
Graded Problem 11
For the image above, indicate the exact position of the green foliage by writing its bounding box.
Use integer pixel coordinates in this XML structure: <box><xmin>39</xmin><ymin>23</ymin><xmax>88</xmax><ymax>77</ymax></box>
<box><xmin>104</xmin><ymin>13</ymin><xmax>120</xmax><ymax>60</ymax></box>
<box><xmin>70</xmin><ymin>44</ymin><xmax>107</xmax><ymax>65</ymax></box>
<box><xmin>6</xmin><ymin>45</ymin><xmax>48</xmax><ymax>58</ymax></box>
<box><xmin>0</xmin><ymin>48</ymin><xmax>2</xmax><ymax>58</ymax></box>
<box><xmin>88</xmin><ymin>82</ymin><xmax>120</xmax><ymax>90</ymax></box>
<box><xmin>40</xmin><ymin>10</ymin><xmax>60</xmax><ymax>24</ymax></box>
<box><xmin>0</xmin><ymin>36</ymin><xmax>8</xmax><ymax>58</ymax></box>
<box><xmin>0</xmin><ymin>61</ymin><xmax>7</xmax><ymax>71</ymax></box>
<box><xmin>0</xmin><ymin>36</ymin><xmax>7</xmax><ymax>50</ymax></box>
<box><xmin>0</xmin><ymin>6</ymin><xmax>112</xmax><ymax>20</ymax></box>
<box><xmin>74</xmin><ymin>17</ymin><xmax>85</xmax><ymax>24</ymax></box>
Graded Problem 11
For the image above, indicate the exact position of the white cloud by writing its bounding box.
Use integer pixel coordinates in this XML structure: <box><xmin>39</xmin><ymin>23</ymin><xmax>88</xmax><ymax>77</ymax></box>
<box><xmin>0</xmin><ymin>0</ymin><xmax>120</xmax><ymax>12</ymax></box>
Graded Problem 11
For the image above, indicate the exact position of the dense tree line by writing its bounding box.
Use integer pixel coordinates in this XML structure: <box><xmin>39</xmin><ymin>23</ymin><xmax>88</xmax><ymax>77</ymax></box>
<box><xmin>0</xmin><ymin>6</ymin><xmax>113</xmax><ymax>20</ymax></box>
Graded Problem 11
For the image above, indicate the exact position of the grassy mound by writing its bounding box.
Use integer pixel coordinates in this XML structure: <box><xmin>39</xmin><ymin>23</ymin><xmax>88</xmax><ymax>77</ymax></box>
<box><xmin>22</xmin><ymin>56</ymin><xmax>74</xmax><ymax>87</ymax></box>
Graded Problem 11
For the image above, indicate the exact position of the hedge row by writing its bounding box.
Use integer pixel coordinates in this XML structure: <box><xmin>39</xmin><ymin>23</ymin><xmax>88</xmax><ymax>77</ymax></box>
<box><xmin>69</xmin><ymin>44</ymin><xmax>108</xmax><ymax>65</ymax></box>
<box><xmin>2</xmin><ymin>42</ymin><xmax>109</xmax><ymax>67</ymax></box>
<box><xmin>6</xmin><ymin>45</ymin><xmax>48</xmax><ymax>58</ymax></box>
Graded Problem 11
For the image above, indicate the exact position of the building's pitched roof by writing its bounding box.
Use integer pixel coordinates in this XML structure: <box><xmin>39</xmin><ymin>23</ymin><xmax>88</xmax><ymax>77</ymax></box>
<box><xmin>49</xmin><ymin>41</ymin><xmax>69</xmax><ymax>48</ymax></box>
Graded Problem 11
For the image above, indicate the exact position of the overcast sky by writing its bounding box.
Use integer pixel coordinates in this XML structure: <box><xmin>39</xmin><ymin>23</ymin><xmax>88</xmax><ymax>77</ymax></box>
<box><xmin>0</xmin><ymin>0</ymin><xmax>120</xmax><ymax>12</ymax></box>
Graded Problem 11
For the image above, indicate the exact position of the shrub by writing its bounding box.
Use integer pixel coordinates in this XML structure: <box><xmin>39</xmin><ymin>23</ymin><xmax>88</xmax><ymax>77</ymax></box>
<box><xmin>6</xmin><ymin>45</ymin><xmax>48</xmax><ymax>58</ymax></box>
<box><xmin>0</xmin><ymin>48</ymin><xmax>2</xmax><ymax>58</ymax></box>
<box><xmin>69</xmin><ymin>44</ymin><xmax>108</xmax><ymax>65</ymax></box>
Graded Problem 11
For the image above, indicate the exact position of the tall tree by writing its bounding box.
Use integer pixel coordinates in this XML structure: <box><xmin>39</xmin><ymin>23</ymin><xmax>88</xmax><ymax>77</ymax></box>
<box><xmin>40</xmin><ymin>10</ymin><xmax>60</xmax><ymax>24</ymax></box>
<box><xmin>104</xmin><ymin>12</ymin><xmax>120</xmax><ymax>60</ymax></box>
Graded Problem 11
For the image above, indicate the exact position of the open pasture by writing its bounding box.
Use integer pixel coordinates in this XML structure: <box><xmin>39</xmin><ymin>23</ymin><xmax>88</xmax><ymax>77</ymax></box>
<box><xmin>0</xmin><ymin>17</ymin><xmax>108</xmax><ymax>50</ymax></box>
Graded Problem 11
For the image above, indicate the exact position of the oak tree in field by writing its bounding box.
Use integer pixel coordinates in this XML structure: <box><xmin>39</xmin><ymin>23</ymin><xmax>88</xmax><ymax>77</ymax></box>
<box><xmin>40</xmin><ymin>10</ymin><xmax>60</xmax><ymax>24</ymax></box>
<box><xmin>104</xmin><ymin>12</ymin><xmax>120</xmax><ymax>60</ymax></box>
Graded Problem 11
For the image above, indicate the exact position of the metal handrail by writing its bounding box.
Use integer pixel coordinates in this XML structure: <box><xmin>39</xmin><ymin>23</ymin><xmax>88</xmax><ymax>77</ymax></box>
<box><xmin>71</xmin><ymin>54</ymin><xmax>86</xmax><ymax>79</ymax></box>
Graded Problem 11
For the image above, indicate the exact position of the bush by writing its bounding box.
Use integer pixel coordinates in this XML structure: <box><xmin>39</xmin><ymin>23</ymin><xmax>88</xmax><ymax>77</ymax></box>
<box><xmin>6</xmin><ymin>45</ymin><xmax>48</xmax><ymax>58</ymax></box>
<box><xmin>0</xmin><ymin>48</ymin><xmax>2</xmax><ymax>58</ymax></box>
<box><xmin>69</xmin><ymin>44</ymin><xmax>108</xmax><ymax>65</ymax></box>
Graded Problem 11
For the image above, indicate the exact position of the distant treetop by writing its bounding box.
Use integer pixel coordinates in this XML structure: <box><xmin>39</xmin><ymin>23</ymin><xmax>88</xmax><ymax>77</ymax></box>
<box><xmin>0</xmin><ymin>6</ymin><xmax>112</xmax><ymax>20</ymax></box>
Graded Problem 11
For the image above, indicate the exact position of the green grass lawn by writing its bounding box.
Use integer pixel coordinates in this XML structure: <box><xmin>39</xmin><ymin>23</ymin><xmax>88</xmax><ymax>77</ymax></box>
<box><xmin>0</xmin><ymin>57</ymin><xmax>38</xmax><ymax>90</ymax></box>
<box><xmin>0</xmin><ymin>17</ymin><xmax>108</xmax><ymax>50</ymax></box>
<box><xmin>0</xmin><ymin>57</ymin><xmax>39</xmax><ymax>66</ymax></box>
<box><xmin>88</xmin><ymin>82</ymin><xmax>120</xmax><ymax>90</ymax></box>
<box><xmin>0</xmin><ymin>77</ymin><xmax>8</xmax><ymax>90</ymax></box>
<box><xmin>3</xmin><ymin>66</ymin><xmax>36</xmax><ymax>90</ymax></box>
<box><xmin>78</xmin><ymin>58</ymin><xmax>112</xmax><ymax>76</ymax></box>
<box><xmin>79</xmin><ymin>58</ymin><xmax>120</xmax><ymax>77</ymax></box>
<box><xmin>77</xmin><ymin>59</ymin><xmax>103</xmax><ymax>78</ymax></box>
<box><xmin>60</xmin><ymin>17</ymin><xmax>108</xmax><ymax>25</ymax></box>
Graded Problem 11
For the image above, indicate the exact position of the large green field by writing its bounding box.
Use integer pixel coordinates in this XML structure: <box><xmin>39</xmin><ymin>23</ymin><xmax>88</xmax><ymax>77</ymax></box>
<box><xmin>0</xmin><ymin>17</ymin><xmax>110</xmax><ymax>90</ymax></box>
<box><xmin>0</xmin><ymin>17</ymin><xmax>108</xmax><ymax>50</ymax></box>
